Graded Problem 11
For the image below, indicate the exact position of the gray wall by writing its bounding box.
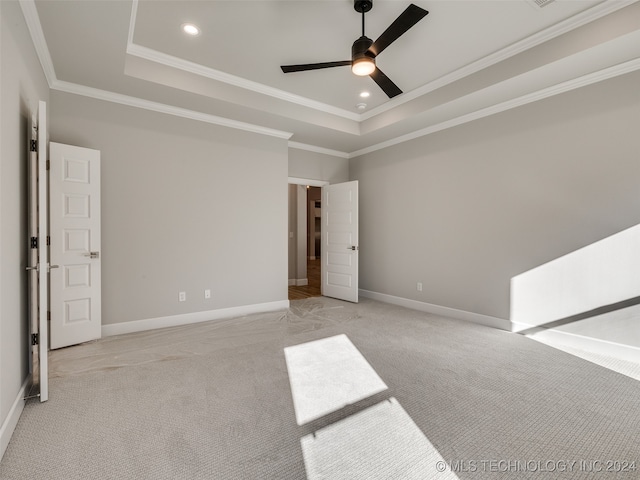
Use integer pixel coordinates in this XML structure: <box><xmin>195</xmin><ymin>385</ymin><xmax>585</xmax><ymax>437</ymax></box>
<box><xmin>0</xmin><ymin>0</ymin><xmax>49</xmax><ymax>445</ymax></box>
<box><xmin>350</xmin><ymin>71</ymin><xmax>640</xmax><ymax>321</ymax></box>
<box><xmin>288</xmin><ymin>148</ymin><xmax>349</xmax><ymax>184</ymax></box>
<box><xmin>50</xmin><ymin>92</ymin><xmax>289</xmax><ymax>326</ymax></box>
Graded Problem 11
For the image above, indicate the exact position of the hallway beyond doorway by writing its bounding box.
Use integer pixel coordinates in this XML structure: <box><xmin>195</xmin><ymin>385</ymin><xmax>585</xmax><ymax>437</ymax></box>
<box><xmin>289</xmin><ymin>259</ymin><xmax>321</xmax><ymax>300</ymax></box>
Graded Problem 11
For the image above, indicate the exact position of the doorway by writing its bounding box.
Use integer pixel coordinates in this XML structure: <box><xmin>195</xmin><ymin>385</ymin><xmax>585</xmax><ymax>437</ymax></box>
<box><xmin>287</xmin><ymin>178</ymin><xmax>360</xmax><ymax>303</ymax></box>
<box><xmin>288</xmin><ymin>181</ymin><xmax>325</xmax><ymax>301</ymax></box>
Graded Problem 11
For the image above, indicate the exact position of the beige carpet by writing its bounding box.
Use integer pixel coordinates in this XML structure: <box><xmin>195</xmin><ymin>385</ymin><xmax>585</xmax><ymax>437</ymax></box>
<box><xmin>1</xmin><ymin>297</ymin><xmax>639</xmax><ymax>479</ymax></box>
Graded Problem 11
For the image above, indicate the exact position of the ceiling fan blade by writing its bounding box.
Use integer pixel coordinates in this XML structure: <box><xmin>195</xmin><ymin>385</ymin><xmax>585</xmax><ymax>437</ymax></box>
<box><xmin>281</xmin><ymin>61</ymin><xmax>351</xmax><ymax>73</ymax></box>
<box><xmin>370</xmin><ymin>67</ymin><xmax>402</xmax><ymax>98</ymax></box>
<box><xmin>368</xmin><ymin>4</ymin><xmax>428</xmax><ymax>57</ymax></box>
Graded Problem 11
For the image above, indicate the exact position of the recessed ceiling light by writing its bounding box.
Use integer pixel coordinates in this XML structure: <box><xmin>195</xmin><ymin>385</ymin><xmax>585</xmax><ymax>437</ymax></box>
<box><xmin>356</xmin><ymin>103</ymin><xmax>367</xmax><ymax>110</ymax></box>
<box><xmin>360</xmin><ymin>91</ymin><xmax>370</xmax><ymax>98</ymax></box>
<box><xmin>181</xmin><ymin>23</ymin><xmax>200</xmax><ymax>36</ymax></box>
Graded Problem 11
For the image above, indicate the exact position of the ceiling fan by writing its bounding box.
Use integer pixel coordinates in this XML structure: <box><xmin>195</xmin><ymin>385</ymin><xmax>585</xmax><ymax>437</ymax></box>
<box><xmin>280</xmin><ymin>0</ymin><xmax>429</xmax><ymax>99</ymax></box>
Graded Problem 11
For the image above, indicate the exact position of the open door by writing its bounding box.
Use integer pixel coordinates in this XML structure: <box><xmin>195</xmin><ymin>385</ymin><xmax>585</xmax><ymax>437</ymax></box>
<box><xmin>49</xmin><ymin>143</ymin><xmax>102</xmax><ymax>349</ymax></box>
<box><xmin>26</xmin><ymin>100</ymin><xmax>49</xmax><ymax>402</ymax></box>
<box><xmin>321</xmin><ymin>181</ymin><xmax>359</xmax><ymax>303</ymax></box>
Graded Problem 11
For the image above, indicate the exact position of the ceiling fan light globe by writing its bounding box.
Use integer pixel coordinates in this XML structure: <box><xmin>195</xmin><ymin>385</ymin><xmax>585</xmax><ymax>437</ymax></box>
<box><xmin>352</xmin><ymin>58</ymin><xmax>375</xmax><ymax>76</ymax></box>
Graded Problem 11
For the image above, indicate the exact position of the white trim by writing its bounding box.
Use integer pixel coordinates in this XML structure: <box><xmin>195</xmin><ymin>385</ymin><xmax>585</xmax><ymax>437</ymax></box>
<box><xmin>126</xmin><ymin>0</ymin><xmax>634</xmax><ymax>123</ymax></box>
<box><xmin>526</xmin><ymin>328</ymin><xmax>640</xmax><ymax>364</ymax></box>
<box><xmin>21</xmin><ymin>0</ymin><xmax>640</xmax><ymax>158</ymax></box>
<box><xmin>0</xmin><ymin>378</ymin><xmax>29</xmax><ymax>462</ymax></box>
<box><xmin>127</xmin><ymin>0</ymin><xmax>138</xmax><ymax>46</ymax></box>
<box><xmin>359</xmin><ymin>289</ymin><xmax>511</xmax><ymax>331</ymax></box>
<box><xmin>51</xmin><ymin>80</ymin><xmax>293</xmax><ymax>140</ymax></box>
<box><xmin>126</xmin><ymin>43</ymin><xmax>360</xmax><ymax>122</ymax></box>
<box><xmin>101</xmin><ymin>300</ymin><xmax>290</xmax><ymax>337</ymax></box>
<box><xmin>348</xmin><ymin>58</ymin><xmax>640</xmax><ymax>158</ymax></box>
<box><xmin>18</xmin><ymin>0</ymin><xmax>56</xmax><ymax>87</ymax></box>
<box><xmin>288</xmin><ymin>177</ymin><xmax>330</xmax><ymax>187</ymax></box>
<box><xmin>19</xmin><ymin>0</ymin><xmax>293</xmax><ymax>141</ymax></box>
<box><xmin>288</xmin><ymin>141</ymin><xmax>349</xmax><ymax>159</ymax></box>
<box><xmin>288</xmin><ymin>279</ymin><xmax>308</xmax><ymax>286</ymax></box>
<box><xmin>360</xmin><ymin>0</ymin><xmax>638</xmax><ymax>120</ymax></box>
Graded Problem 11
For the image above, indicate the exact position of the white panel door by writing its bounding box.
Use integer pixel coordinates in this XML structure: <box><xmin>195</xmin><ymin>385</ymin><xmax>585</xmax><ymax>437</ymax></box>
<box><xmin>49</xmin><ymin>142</ymin><xmax>101</xmax><ymax>349</ymax></box>
<box><xmin>322</xmin><ymin>181</ymin><xmax>359</xmax><ymax>303</ymax></box>
<box><xmin>26</xmin><ymin>101</ymin><xmax>49</xmax><ymax>401</ymax></box>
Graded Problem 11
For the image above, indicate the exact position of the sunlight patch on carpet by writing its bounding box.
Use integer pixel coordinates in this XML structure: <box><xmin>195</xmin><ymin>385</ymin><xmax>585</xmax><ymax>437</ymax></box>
<box><xmin>301</xmin><ymin>397</ymin><xmax>459</xmax><ymax>480</ymax></box>
<box><xmin>284</xmin><ymin>334</ymin><xmax>388</xmax><ymax>425</ymax></box>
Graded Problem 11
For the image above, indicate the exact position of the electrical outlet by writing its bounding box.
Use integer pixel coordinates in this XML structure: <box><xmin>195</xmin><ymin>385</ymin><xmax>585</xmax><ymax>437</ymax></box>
<box><xmin>417</xmin><ymin>282</ymin><xmax>423</xmax><ymax>292</ymax></box>
<box><xmin>204</xmin><ymin>289</ymin><xmax>211</xmax><ymax>299</ymax></box>
<box><xmin>179</xmin><ymin>291</ymin><xmax>186</xmax><ymax>302</ymax></box>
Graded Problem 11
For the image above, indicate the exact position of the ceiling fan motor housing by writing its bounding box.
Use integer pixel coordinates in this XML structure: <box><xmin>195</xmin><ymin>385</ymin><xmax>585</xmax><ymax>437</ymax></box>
<box><xmin>352</xmin><ymin>35</ymin><xmax>374</xmax><ymax>62</ymax></box>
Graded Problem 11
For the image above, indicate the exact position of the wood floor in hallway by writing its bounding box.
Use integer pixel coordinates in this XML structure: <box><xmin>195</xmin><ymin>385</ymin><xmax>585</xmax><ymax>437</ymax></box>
<box><xmin>288</xmin><ymin>258</ymin><xmax>321</xmax><ymax>300</ymax></box>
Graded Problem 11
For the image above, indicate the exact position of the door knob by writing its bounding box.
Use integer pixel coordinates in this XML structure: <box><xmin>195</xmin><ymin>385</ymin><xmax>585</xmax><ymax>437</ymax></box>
<box><xmin>84</xmin><ymin>251</ymin><xmax>100</xmax><ymax>259</ymax></box>
<box><xmin>347</xmin><ymin>246</ymin><xmax>359</xmax><ymax>251</ymax></box>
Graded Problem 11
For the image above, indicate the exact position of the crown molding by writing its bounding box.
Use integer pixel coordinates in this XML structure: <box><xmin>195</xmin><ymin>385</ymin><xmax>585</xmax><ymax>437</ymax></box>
<box><xmin>361</xmin><ymin>0</ymin><xmax>639</xmax><ymax>120</ymax></box>
<box><xmin>20</xmin><ymin>0</ymin><xmax>640</xmax><ymax>158</ymax></box>
<box><xmin>126</xmin><ymin>43</ymin><xmax>362</xmax><ymax>123</ymax></box>
<box><xmin>126</xmin><ymin>0</ymin><xmax>638</xmax><ymax>127</ymax></box>
<box><xmin>127</xmin><ymin>0</ymin><xmax>359</xmax><ymax>122</ymax></box>
<box><xmin>288</xmin><ymin>142</ymin><xmax>349</xmax><ymax>159</ymax></box>
<box><xmin>20</xmin><ymin>0</ymin><xmax>293</xmax><ymax>140</ymax></box>
<box><xmin>348</xmin><ymin>57</ymin><xmax>640</xmax><ymax>158</ymax></box>
<box><xmin>51</xmin><ymin>80</ymin><xmax>293</xmax><ymax>140</ymax></box>
<box><xmin>127</xmin><ymin>0</ymin><xmax>138</xmax><ymax>46</ymax></box>
<box><xmin>19</xmin><ymin>0</ymin><xmax>56</xmax><ymax>87</ymax></box>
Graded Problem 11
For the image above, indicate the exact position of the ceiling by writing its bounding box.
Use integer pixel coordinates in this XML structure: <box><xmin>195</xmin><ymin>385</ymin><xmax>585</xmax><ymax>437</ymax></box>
<box><xmin>23</xmin><ymin>0</ymin><xmax>640</xmax><ymax>156</ymax></box>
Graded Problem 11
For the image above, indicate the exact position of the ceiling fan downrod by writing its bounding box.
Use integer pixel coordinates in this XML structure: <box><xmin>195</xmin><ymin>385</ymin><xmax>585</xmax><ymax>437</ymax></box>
<box><xmin>355</xmin><ymin>0</ymin><xmax>373</xmax><ymax>36</ymax></box>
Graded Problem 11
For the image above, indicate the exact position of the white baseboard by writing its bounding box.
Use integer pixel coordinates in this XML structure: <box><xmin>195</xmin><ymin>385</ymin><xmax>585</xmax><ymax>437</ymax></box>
<box><xmin>288</xmin><ymin>279</ymin><xmax>308</xmax><ymax>286</ymax></box>
<box><xmin>0</xmin><ymin>378</ymin><xmax>29</xmax><ymax>462</ymax></box>
<box><xmin>359</xmin><ymin>289</ymin><xmax>512</xmax><ymax>331</ymax></box>
<box><xmin>102</xmin><ymin>300</ymin><xmax>290</xmax><ymax>337</ymax></box>
<box><xmin>525</xmin><ymin>328</ymin><xmax>640</xmax><ymax>364</ymax></box>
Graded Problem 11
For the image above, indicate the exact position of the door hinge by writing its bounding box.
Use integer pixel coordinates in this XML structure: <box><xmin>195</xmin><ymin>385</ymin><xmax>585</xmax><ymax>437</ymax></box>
<box><xmin>47</xmin><ymin>311</ymin><xmax>51</xmax><ymax>321</ymax></box>
<box><xmin>46</xmin><ymin>160</ymin><xmax>50</xmax><ymax>170</ymax></box>
<box><xmin>31</xmin><ymin>333</ymin><xmax>39</xmax><ymax>345</ymax></box>
<box><xmin>30</xmin><ymin>139</ymin><xmax>37</xmax><ymax>152</ymax></box>
<box><xmin>30</xmin><ymin>237</ymin><xmax>38</xmax><ymax>249</ymax></box>
<box><xmin>47</xmin><ymin>236</ymin><xmax>51</xmax><ymax>246</ymax></box>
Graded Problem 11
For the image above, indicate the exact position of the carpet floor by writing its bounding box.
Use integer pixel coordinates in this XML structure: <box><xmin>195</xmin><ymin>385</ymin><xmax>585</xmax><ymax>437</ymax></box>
<box><xmin>1</xmin><ymin>297</ymin><xmax>639</xmax><ymax>479</ymax></box>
